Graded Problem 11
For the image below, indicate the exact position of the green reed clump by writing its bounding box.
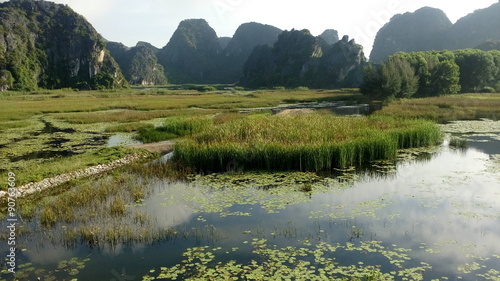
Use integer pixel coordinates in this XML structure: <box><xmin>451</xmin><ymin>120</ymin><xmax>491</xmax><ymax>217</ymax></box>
<box><xmin>174</xmin><ymin>114</ymin><xmax>442</xmax><ymax>172</ymax></box>
<box><xmin>136</xmin><ymin>115</ymin><xmax>213</xmax><ymax>143</ymax></box>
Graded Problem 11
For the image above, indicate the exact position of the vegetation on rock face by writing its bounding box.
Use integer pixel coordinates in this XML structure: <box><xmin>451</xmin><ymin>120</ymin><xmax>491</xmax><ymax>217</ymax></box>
<box><xmin>370</xmin><ymin>3</ymin><xmax>500</xmax><ymax>62</ymax></box>
<box><xmin>370</xmin><ymin>7</ymin><xmax>452</xmax><ymax>63</ymax></box>
<box><xmin>242</xmin><ymin>30</ymin><xmax>366</xmax><ymax>89</ymax></box>
<box><xmin>107</xmin><ymin>41</ymin><xmax>168</xmax><ymax>85</ymax></box>
<box><xmin>158</xmin><ymin>19</ymin><xmax>222</xmax><ymax>84</ymax></box>
<box><xmin>361</xmin><ymin>49</ymin><xmax>500</xmax><ymax>102</ymax></box>
<box><xmin>219</xmin><ymin>22</ymin><xmax>283</xmax><ymax>83</ymax></box>
<box><xmin>0</xmin><ymin>0</ymin><xmax>127</xmax><ymax>90</ymax></box>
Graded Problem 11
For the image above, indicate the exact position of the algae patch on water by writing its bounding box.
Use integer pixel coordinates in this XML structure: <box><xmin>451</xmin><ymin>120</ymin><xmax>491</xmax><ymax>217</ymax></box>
<box><xmin>158</xmin><ymin>172</ymin><xmax>344</xmax><ymax>215</ymax></box>
<box><xmin>143</xmin><ymin>240</ymin><xmax>434</xmax><ymax>281</ymax></box>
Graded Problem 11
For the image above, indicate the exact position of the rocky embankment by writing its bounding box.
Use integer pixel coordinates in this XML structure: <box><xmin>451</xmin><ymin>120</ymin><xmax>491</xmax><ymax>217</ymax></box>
<box><xmin>0</xmin><ymin>154</ymin><xmax>145</xmax><ymax>198</ymax></box>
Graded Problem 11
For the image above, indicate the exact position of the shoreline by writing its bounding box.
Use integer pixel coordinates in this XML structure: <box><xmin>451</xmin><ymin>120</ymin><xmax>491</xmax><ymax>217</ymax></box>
<box><xmin>0</xmin><ymin>154</ymin><xmax>146</xmax><ymax>198</ymax></box>
<box><xmin>0</xmin><ymin>141</ymin><xmax>176</xmax><ymax>198</ymax></box>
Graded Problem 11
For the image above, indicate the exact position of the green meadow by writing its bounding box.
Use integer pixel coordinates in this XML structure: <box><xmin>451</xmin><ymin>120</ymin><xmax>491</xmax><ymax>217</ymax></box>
<box><xmin>0</xmin><ymin>87</ymin><xmax>499</xmax><ymax>187</ymax></box>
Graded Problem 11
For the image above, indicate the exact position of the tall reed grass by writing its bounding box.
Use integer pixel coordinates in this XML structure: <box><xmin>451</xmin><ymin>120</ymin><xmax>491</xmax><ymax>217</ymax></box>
<box><xmin>136</xmin><ymin>116</ymin><xmax>213</xmax><ymax>143</ymax></box>
<box><xmin>174</xmin><ymin>113</ymin><xmax>442</xmax><ymax>172</ymax></box>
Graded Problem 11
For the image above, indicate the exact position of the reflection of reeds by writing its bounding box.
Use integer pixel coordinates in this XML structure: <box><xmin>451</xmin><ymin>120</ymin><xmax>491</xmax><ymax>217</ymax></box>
<box><xmin>449</xmin><ymin>137</ymin><xmax>468</xmax><ymax>149</ymax></box>
<box><xmin>175</xmin><ymin>114</ymin><xmax>442</xmax><ymax>172</ymax></box>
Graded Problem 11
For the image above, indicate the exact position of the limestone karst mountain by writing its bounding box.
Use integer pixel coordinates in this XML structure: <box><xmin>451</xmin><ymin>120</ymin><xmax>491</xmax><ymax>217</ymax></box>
<box><xmin>370</xmin><ymin>3</ymin><xmax>500</xmax><ymax>62</ymax></box>
<box><xmin>107</xmin><ymin>41</ymin><xmax>167</xmax><ymax>85</ymax></box>
<box><xmin>0</xmin><ymin>0</ymin><xmax>126</xmax><ymax>90</ymax></box>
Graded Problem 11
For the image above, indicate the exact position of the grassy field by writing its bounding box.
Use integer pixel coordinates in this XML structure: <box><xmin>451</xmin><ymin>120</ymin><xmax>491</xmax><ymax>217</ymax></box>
<box><xmin>374</xmin><ymin>93</ymin><xmax>500</xmax><ymax>122</ymax></box>
<box><xmin>1</xmin><ymin>87</ymin><xmax>499</xmax><ymax>187</ymax></box>
<box><xmin>0</xmin><ymin>87</ymin><xmax>364</xmax><ymax>187</ymax></box>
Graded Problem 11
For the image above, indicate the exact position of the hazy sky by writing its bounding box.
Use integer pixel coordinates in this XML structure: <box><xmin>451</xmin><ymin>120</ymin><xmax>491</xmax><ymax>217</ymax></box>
<box><xmin>12</xmin><ymin>0</ymin><xmax>500</xmax><ymax>55</ymax></box>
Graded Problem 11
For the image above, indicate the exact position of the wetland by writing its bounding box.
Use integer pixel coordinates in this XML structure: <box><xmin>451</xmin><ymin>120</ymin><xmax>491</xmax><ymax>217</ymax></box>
<box><xmin>1</xmin><ymin>89</ymin><xmax>500</xmax><ymax>280</ymax></box>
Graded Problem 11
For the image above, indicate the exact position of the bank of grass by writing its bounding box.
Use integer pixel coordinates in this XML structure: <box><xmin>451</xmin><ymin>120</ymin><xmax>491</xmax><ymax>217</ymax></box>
<box><xmin>374</xmin><ymin>93</ymin><xmax>500</xmax><ymax>122</ymax></box>
<box><xmin>174</xmin><ymin>113</ymin><xmax>442</xmax><ymax>172</ymax></box>
<box><xmin>0</xmin><ymin>147</ymin><xmax>146</xmax><ymax>189</ymax></box>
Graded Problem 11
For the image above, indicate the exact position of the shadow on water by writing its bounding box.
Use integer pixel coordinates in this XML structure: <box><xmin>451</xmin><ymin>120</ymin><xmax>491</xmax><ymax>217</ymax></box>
<box><xmin>462</xmin><ymin>133</ymin><xmax>500</xmax><ymax>155</ymax></box>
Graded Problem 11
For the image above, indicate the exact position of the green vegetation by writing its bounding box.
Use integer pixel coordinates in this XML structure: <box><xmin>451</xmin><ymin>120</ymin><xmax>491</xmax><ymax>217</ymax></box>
<box><xmin>143</xmin><ymin>240</ymin><xmax>431</xmax><ymax>280</ymax></box>
<box><xmin>374</xmin><ymin>94</ymin><xmax>500</xmax><ymax>122</ymax></box>
<box><xmin>4</xmin><ymin>257</ymin><xmax>91</xmax><ymax>281</ymax></box>
<box><xmin>449</xmin><ymin>137</ymin><xmax>468</xmax><ymax>149</ymax></box>
<box><xmin>362</xmin><ymin>49</ymin><xmax>500</xmax><ymax>102</ymax></box>
<box><xmin>137</xmin><ymin>116</ymin><xmax>213</xmax><ymax>143</ymax></box>
<box><xmin>0</xmin><ymin>0</ymin><xmax>126</xmax><ymax>90</ymax></box>
<box><xmin>174</xmin><ymin>113</ymin><xmax>442</xmax><ymax>172</ymax></box>
<box><xmin>243</xmin><ymin>30</ymin><xmax>365</xmax><ymax>89</ymax></box>
<box><xmin>0</xmin><ymin>88</ymin><xmax>363</xmax><ymax>187</ymax></box>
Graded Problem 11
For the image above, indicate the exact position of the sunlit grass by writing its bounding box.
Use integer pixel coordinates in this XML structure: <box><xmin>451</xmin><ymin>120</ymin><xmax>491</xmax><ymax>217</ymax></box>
<box><xmin>375</xmin><ymin>93</ymin><xmax>500</xmax><ymax>122</ymax></box>
<box><xmin>0</xmin><ymin>89</ymin><xmax>359</xmax><ymax>123</ymax></box>
<box><xmin>174</xmin><ymin>113</ymin><xmax>443</xmax><ymax>172</ymax></box>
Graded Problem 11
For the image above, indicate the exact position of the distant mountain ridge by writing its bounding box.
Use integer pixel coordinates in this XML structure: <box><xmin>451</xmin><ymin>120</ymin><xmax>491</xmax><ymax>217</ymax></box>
<box><xmin>370</xmin><ymin>3</ymin><xmax>500</xmax><ymax>62</ymax></box>
<box><xmin>242</xmin><ymin>31</ymin><xmax>366</xmax><ymax>89</ymax></box>
<box><xmin>107</xmin><ymin>41</ymin><xmax>167</xmax><ymax>85</ymax></box>
<box><xmin>5</xmin><ymin>0</ymin><xmax>497</xmax><ymax>89</ymax></box>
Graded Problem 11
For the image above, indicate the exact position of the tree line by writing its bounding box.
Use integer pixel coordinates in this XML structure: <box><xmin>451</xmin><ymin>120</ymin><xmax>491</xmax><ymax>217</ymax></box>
<box><xmin>361</xmin><ymin>49</ymin><xmax>500</xmax><ymax>101</ymax></box>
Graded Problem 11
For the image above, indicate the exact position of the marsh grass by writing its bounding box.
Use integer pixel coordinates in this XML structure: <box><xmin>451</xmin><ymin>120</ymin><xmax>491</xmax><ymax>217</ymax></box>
<box><xmin>375</xmin><ymin>94</ymin><xmax>500</xmax><ymax>122</ymax></box>
<box><xmin>136</xmin><ymin>115</ymin><xmax>213</xmax><ymax>143</ymax></box>
<box><xmin>0</xmin><ymin>146</ymin><xmax>143</xmax><ymax>189</ymax></box>
<box><xmin>23</xmin><ymin>168</ymin><xmax>180</xmax><ymax>248</ymax></box>
<box><xmin>174</xmin><ymin>113</ymin><xmax>442</xmax><ymax>172</ymax></box>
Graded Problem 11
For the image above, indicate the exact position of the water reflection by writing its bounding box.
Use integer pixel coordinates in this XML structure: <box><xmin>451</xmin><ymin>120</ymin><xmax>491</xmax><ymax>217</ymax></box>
<box><xmin>2</xmin><ymin>134</ymin><xmax>500</xmax><ymax>280</ymax></box>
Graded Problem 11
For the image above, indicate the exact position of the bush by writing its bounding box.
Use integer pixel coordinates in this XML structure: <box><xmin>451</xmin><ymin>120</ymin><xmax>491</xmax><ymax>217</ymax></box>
<box><xmin>479</xmin><ymin>87</ymin><xmax>497</xmax><ymax>93</ymax></box>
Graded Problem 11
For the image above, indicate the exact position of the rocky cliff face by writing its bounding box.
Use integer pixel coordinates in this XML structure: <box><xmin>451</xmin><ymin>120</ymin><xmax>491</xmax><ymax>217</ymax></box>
<box><xmin>107</xmin><ymin>41</ymin><xmax>167</xmax><ymax>85</ymax></box>
<box><xmin>157</xmin><ymin>19</ymin><xmax>221</xmax><ymax>84</ymax></box>
<box><xmin>319</xmin><ymin>29</ymin><xmax>340</xmax><ymax>45</ymax></box>
<box><xmin>219</xmin><ymin>22</ymin><xmax>282</xmax><ymax>83</ymax></box>
<box><xmin>370</xmin><ymin>7</ymin><xmax>452</xmax><ymax>62</ymax></box>
<box><xmin>305</xmin><ymin>36</ymin><xmax>366</xmax><ymax>88</ymax></box>
<box><xmin>0</xmin><ymin>0</ymin><xmax>126</xmax><ymax>90</ymax></box>
<box><xmin>446</xmin><ymin>2</ymin><xmax>500</xmax><ymax>50</ymax></box>
<box><xmin>242</xmin><ymin>30</ymin><xmax>366</xmax><ymax>88</ymax></box>
<box><xmin>370</xmin><ymin>3</ymin><xmax>500</xmax><ymax>62</ymax></box>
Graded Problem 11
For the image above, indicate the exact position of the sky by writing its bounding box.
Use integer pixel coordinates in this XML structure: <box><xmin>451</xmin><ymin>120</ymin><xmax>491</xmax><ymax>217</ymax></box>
<box><xmin>8</xmin><ymin>0</ymin><xmax>500</xmax><ymax>56</ymax></box>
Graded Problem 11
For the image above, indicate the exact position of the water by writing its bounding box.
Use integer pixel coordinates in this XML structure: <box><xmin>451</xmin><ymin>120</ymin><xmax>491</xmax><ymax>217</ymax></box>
<box><xmin>107</xmin><ymin>133</ymin><xmax>143</xmax><ymax>147</ymax></box>
<box><xmin>2</xmin><ymin>132</ymin><xmax>500</xmax><ymax>280</ymax></box>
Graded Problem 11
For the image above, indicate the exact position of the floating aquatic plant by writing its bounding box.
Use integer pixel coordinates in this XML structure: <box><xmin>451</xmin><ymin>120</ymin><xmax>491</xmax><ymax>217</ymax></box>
<box><xmin>143</xmin><ymin>240</ymin><xmax>434</xmax><ymax>280</ymax></box>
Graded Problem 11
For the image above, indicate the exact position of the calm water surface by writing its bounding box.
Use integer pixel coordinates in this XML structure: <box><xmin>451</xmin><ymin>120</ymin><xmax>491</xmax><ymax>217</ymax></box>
<box><xmin>2</xmin><ymin>132</ymin><xmax>500</xmax><ymax>280</ymax></box>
